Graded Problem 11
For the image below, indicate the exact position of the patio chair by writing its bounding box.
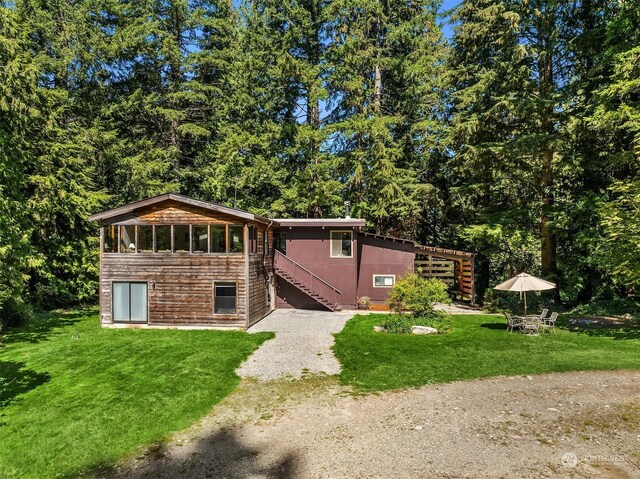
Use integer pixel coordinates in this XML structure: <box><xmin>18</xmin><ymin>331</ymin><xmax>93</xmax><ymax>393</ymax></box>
<box><xmin>504</xmin><ymin>312</ymin><xmax>523</xmax><ymax>332</ymax></box>
<box><xmin>540</xmin><ymin>312</ymin><xmax>559</xmax><ymax>334</ymax></box>
<box><xmin>521</xmin><ymin>316</ymin><xmax>541</xmax><ymax>335</ymax></box>
<box><xmin>538</xmin><ymin>308</ymin><xmax>549</xmax><ymax>320</ymax></box>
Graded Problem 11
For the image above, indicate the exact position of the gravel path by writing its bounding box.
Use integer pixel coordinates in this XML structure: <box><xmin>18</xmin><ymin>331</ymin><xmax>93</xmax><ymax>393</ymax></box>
<box><xmin>109</xmin><ymin>370</ymin><xmax>640</xmax><ymax>479</ymax></box>
<box><xmin>236</xmin><ymin>309</ymin><xmax>357</xmax><ymax>380</ymax></box>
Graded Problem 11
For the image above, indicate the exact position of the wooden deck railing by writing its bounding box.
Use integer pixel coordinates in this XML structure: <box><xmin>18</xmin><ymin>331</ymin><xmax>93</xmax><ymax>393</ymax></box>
<box><xmin>273</xmin><ymin>250</ymin><xmax>341</xmax><ymax>310</ymax></box>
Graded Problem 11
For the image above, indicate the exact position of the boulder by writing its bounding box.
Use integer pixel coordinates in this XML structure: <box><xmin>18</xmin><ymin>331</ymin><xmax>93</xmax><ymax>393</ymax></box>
<box><xmin>373</xmin><ymin>325</ymin><xmax>386</xmax><ymax>333</ymax></box>
<box><xmin>411</xmin><ymin>325</ymin><xmax>437</xmax><ymax>335</ymax></box>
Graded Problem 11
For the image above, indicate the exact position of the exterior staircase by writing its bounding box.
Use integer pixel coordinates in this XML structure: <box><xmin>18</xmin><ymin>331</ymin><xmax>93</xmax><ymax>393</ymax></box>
<box><xmin>274</xmin><ymin>250</ymin><xmax>342</xmax><ymax>311</ymax></box>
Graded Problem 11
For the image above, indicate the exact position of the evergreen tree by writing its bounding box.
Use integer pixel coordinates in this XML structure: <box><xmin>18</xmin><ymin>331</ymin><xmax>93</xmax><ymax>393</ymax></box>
<box><xmin>588</xmin><ymin>1</ymin><xmax>640</xmax><ymax>290</ymax></box>
<box><xmin>325</xmin><ymin>0</ymin><xmax>443</xmax><ymax>234</ymax></box>
<box><xmin>0</xmin><ymin>6</ymin><xmax>36</xmax><ymax>324</ymax></box>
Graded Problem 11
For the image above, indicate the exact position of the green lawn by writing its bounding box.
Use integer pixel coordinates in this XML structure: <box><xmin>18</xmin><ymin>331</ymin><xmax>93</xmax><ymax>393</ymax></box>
<box><xmin>333</xmin><ymin>314</ymin><xmax>640</xmax><ymax>392</ymax></box>
<box><xmin>0</xmin><ymin>308</ymin><xmax>272</xmax><ymax>479</ymax></box>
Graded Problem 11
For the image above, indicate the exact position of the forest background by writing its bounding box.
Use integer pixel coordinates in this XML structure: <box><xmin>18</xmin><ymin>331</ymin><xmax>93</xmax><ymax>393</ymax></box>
<box><xmin>1</xmin><ymin>0</ymin><xmax>639</xmax><ymax>323</ymax></box>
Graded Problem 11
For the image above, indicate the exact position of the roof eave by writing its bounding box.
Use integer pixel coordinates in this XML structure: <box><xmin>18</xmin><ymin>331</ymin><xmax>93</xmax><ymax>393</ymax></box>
<box><xmin>88</xmin><ymin>193</ymin><xmax>271</xmax><ymax>225</ymax></box>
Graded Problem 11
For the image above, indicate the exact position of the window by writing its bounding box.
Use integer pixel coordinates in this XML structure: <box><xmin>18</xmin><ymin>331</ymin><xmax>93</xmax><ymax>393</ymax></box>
<box><xmin>112</xmin><ymin>282</ymin><xmax>148</xmax><ymax>322</ymax></box>
<box><xmin>120</xmin><ymin>225</ymin><xmax>136</xmax><ymax>253</ymax></box>
<box><xmin>137</xmin><ymin>225</ymin><xmax>153</xmax><ymax>252</ymax></box>
<box><xmin>249</xmin><ymin>226</ymin><xmax>257</xmax><ymax>253</ymax></box>
<box><xmin>104</xmin><ymin>226</ymin><xmax>117</xmax><ymax>253</ymax></box>
<box><xmin>173</xmin><ymin>225</ymin><xmax>190</xmax><ymax>252</ymax></box>
<box><xmin>330</xmin><ymin>230</ymin><xmax>353</xmax><ymax>258</ymax></box>
<box><xmin>274</xmin><ymin>232</ymin><xmax>286</xmax><ymax>254</ymax></box>
<box><xmin>192</xmin><ymin>225</ymin><xmax>209</xmax><ymax>253</ymax></box>
<box><xmin>211</xmin><ymin>225</ymin><xmax>226</xmax><ymax>253</ymax></box>
<box><xmin>373</xmin><ymin>274</ymin><xmax>396</xmax><ymax>288</ymax></box>
<box><xmin>229</xmin><ymin>225</ymin><xmax>244</xmax><ymax>253</ymax></box>
<box><xmin>214</xmin><ymin>282</ymin><xmax>237</xmax><ymax>314</ymax></box>
<box><xmin>155</xmin><ymin>225</ymin><xmax>171</xmax><ymax>252</ymax></box>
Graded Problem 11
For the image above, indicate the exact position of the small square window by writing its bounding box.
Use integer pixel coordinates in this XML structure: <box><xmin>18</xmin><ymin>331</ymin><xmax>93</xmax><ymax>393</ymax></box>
<box><xmin>373</xmin><ymin>275</ymin><xmax>395</xmax><ymax>287</ymax></box>
<box><xmin>214</xmin><ymin>282</ymin><xmax>237</xmax><ymax>314</ymax></box>
<box><xmin>330</xmin><ymin>231</ymin><xmax>353</xmax><ymax>258</ymax></box>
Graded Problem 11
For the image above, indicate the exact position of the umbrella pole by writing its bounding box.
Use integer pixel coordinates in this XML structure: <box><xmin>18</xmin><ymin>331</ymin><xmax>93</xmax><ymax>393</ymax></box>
<box><xmin>524</xmin><ymin>291</ymin><xmax>527</xmax><ymax>316</ymax></box>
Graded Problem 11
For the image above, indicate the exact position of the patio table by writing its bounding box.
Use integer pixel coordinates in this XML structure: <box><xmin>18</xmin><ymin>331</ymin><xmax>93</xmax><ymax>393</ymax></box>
<box><xmin>516</xmin><ymin>315</ymin><xmax>541</xmax><ymax>335</ymax></box>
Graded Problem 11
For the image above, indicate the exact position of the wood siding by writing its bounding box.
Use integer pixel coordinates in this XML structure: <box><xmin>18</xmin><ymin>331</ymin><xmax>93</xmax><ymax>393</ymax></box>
<box><xmin>96</xmin><ymin>201</ymin><xmax>269</xmax><ymax>329</ymax></box>
<box><xmin>107</xmin><ymin>200</ymin><xmax>248</xmax><ymax>226</ymax></box>
<box><xmin>247</xmin><ymin>227</ymin><xmax>274</xmax><ymax>327</ymax></box>
<box><xmin>100</xmin><ymin>254</ymin><xmax>247</xmax><ymax>328</ymax></box>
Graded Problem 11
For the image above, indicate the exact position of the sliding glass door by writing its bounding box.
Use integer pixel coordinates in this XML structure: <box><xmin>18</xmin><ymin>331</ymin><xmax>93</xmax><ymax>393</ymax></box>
<box><xmin>113</xmin><ymin>282</ymin><xmax>148</xmax><ymax>322</ymax></box>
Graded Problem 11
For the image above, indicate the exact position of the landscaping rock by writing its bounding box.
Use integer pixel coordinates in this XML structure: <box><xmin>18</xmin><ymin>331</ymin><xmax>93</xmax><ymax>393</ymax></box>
<box><xmin>411</xmin><ymin>326</ymin><xmax>437</xmax><ymax>335</ymax></box>
<box><xmin>373</xmin><ymin>325</ymin><xmax>386</xmax><ymax>333</ymax></box>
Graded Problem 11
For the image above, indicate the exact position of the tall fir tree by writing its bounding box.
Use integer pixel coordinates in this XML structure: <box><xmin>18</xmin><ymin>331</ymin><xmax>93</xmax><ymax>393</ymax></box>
<box><xmin>0</xmin><ymin>6</ymin><xmax>37</xmax><ymax>324</ymax></box>
<box><xmin>325</xmin><ymin>0</ymin><xmax>444</xmax><ymax>234</ymax></box>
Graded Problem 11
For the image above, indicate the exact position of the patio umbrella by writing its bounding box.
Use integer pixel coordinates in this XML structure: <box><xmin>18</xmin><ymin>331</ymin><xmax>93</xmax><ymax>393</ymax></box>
<box><xmin>494</xmin><ymin>272</ymin><xmax>556</xmax><ymax>315</ymax></box>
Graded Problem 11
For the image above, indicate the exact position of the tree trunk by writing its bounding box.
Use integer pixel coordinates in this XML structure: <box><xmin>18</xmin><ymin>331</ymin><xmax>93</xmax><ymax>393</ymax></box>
<box><xmin>538</xmin><ymin>9</ymin><xmax>558</xmax><ymax>288</ymax></box>
<box><xmin>374</xmin><ymin>16</ymin><xmax>382</xmax><ymax>113</ymax></box>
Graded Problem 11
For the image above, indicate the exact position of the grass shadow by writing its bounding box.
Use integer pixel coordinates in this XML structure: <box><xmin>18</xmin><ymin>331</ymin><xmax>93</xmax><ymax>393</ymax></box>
<box><xmin>480</xmin><ymin>322</ymin><xmax>508</xmax><ymax>331</ymax></box>
<box><xmin>3</xmin><ymin>310</ymin><xmax>86</xmax><ymax>345</ymax></box>
<box><xmin>565</xmin><ymin>317</ymin><xmax>640</xmax><ymax>341</ymax></box>
<box><xmin>569</xmin><ymin>327</ymin><xmax>640</xmax><ymax>341</ymax></box>
<box><xmin>103</xmin><ymin>428</ymin><xmax>299</xmax><ymax>479</ymax></box>
<box><xmin>0</xmin><ymin>361</ymin><xmax>50</xmax><ymax>408</ymax></box>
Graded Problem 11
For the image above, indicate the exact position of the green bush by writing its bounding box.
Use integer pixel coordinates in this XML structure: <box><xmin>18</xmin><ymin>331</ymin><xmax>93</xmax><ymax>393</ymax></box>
<box><xmin>387</xmin><ymin>273</ymin><xmax>451</xmax><ymax>316</ymax></box>
<box><xmin>380</xmin><ymin>311</ymin><xmax>453</xmax><ymax>334</ymax></box>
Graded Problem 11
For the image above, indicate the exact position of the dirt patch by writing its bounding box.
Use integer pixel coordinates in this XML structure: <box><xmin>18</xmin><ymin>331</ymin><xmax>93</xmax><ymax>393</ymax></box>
<box><xmin>104</xmin><ymin>371</ymin><xmax>640</xmax><ymax>478</ymax></box>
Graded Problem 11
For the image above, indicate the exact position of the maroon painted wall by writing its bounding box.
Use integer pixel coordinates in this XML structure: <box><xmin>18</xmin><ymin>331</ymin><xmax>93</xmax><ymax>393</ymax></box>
<box><xmin>275</xmin><ymin>227</ymin><xmax>358</xmax><ymax>309</ymax></box>
<box><xmin>356</xmin><ymin>234</ymin><xmax>414</xmax><ymax>303</ymax></box>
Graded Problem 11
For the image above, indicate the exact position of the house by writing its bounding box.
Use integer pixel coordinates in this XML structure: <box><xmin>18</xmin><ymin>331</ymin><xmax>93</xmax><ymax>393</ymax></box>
<box><xmin>89</xmin><ymin>194</ymin><xmax>475</xmax><ymax>330</ymax></box>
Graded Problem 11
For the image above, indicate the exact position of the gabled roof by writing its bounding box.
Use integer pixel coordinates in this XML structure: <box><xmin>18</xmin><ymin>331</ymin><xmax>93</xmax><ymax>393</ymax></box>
<box><xmin>88</xmin><ymin>193</ymin><xmax>271</xmax><ymax>224</ymax></box>
<box><xmin>274</xmin><ymin>218</ymin><xmax>366</xmax><ymax>228</ymax></box>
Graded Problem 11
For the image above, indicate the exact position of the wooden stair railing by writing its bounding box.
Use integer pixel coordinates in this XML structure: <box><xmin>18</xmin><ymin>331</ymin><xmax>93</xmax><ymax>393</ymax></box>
<box><xmin>273</xmin><ymin>250</ymin><xmax>342</xmax><ymax>311</ymax></box>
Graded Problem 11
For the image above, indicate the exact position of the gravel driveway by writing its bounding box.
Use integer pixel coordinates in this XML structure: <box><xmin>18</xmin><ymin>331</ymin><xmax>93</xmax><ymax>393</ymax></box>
<box><xmin>108</xmin><ymin>370</ymin><xmax>640</xmax><ymax>479</ymax></box>
<box><xmin>236</xmin><ymin>309</ymin><xmax>357</xmax><ymax>380</ymax></box>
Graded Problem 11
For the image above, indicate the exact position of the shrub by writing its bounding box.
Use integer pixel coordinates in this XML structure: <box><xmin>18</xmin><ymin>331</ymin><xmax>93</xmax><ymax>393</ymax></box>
<box><xmin>0</xmin><ymin>298</ymin><xmax>32</xmax><ymax>344</ymax></box>
<box><xmin>380</xmin><ymin>311</ymin><xmax>452</xmax><ymax>334</ymax></box>
<box><xmin>358</xmin><ymin>296</ymin><xmax>371</xmax><ymax>306</ymax></box>
<box><xmin>387</xmin><ymin>273</ymin><xmax>451</xmax><ymax>316</ymax></box>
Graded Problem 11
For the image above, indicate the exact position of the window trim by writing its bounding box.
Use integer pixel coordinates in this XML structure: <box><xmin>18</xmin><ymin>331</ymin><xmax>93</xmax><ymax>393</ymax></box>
<box><xmin>111</xmin><ymin>281</ymin><xmax>149</xmax><ymax>323</ymax></box>
<box><xmin>103</xmin><ymin>223</ymin><xmax>247</xmax><ymax>255</ymax></box>
<box><xmin>330</xmin><ymin>230</ymin><xmax>354</xmax><ymax>258</ymax></box>
<box><xmin>373</xmin><ymin>274</ymin><xmax>396</xmax><ymax>288</ymax></box>
<box><xmin>213</xmin><ymin>281</ymin><xmax>239</xmax><ymax>316</ymax></box>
